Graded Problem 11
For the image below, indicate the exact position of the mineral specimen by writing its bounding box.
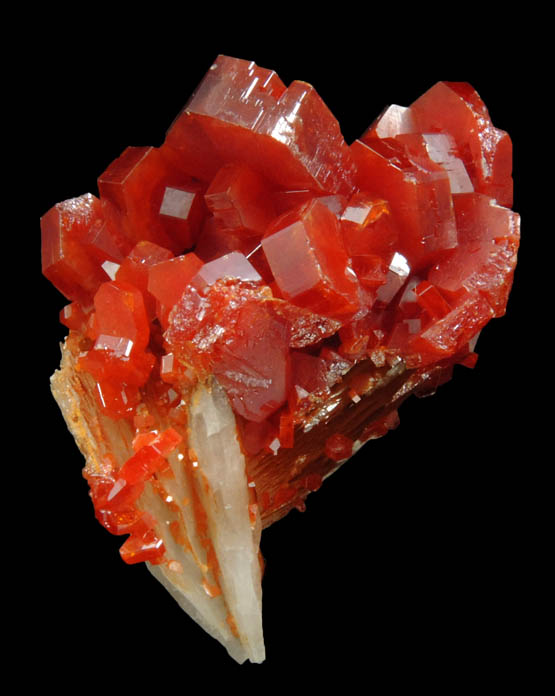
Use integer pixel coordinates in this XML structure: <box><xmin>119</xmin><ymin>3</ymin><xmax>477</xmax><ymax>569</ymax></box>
<box><xmin>42</xmin><ymin>56</ymin><xmax>520</xmax><ymax>663</ymax></box>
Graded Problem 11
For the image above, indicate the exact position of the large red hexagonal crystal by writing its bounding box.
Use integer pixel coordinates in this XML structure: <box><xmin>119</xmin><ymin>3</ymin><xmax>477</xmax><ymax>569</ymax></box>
<box><xmin>262</xmin><ymin>199</ymin><xmax>360</xmax><ymax>318</ymax></box>
<box><xmin>43</xmin><ymin>56</ymin><xmax>520</xmax><ymax>665</ymax></box>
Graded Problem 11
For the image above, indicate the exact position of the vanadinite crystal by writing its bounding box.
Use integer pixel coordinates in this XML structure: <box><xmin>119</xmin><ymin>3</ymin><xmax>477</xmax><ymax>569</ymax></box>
<box><xmin>42</xmin><ymin>56</ymin><xmax>520</xmax><ymax>664</ymax></box>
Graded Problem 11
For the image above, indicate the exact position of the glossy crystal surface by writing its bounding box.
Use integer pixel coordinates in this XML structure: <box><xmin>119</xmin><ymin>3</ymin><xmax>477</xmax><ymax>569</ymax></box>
<box><xmin>43</xmin><ymin>55</ymin><xmax>519</xmax><ymax>664</ymax></box>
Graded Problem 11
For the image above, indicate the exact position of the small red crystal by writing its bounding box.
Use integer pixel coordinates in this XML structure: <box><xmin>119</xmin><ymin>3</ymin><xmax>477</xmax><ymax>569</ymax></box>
<box><xmin>147</xmin><ymin>252</ymin><xmax>203</xmax><ymax>325</ymax></box>
<box><xmin>115</xmin><ymin>241</ymin><xmax>174</xmax><ymax>319</ymax></box>
<box><xmin>94</xmin><ymin>380</ymin><xmax>142</xmax><ymax>419</ymax></box>
<box><xmin>79</xmin><ymin>337</ymin><xmax>155</xmax><ymax>386</ymax></box>
<box><xmin>91</xmin><ymin>281</ymin><xmax>150</xmax><ymax>350</ymax></box>
<box><xmin>41</xmin><ymin>194</ymin><xmax>112</xmax><ymax>304</ymax></box>
<box><xmin>59</xmin><ymin>302</ymin><xmax>91</xmax><ymax>331</ymax></box>
<box><xmin>119</xmin><ymin>516</ymin><xmax>166</xmax><ymax>565</ymax></box>
<box><xmin>325</xmin><ymin>433</ymin><xmax>354</xmax><ymax>462</ymax></box>
<box><xmin>413</xmin><ymin>280</ymin><xmax>451</xmax><ymax>320</ymax></box>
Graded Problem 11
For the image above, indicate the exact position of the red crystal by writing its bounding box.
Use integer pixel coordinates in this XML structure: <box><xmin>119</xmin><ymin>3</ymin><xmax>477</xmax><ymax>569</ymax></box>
<box><xmin>428</xmin><ymin>192</ymin><xmax>520</xmax><ymax>316</ymax></box>
<box><xmin>394</xmin><ymin>133</ymin><xmax>474</xmax><ymax>195</ymax></box>
<box><xmin>164</xmin><ymin>55</ymin><xmax>356</xmax><ymax>196</ymax></box>
<box><xmin>98</xmin><ymin>146</ymin><xmax>207</xmax><ymax>254</ymax></box>
<box><xmin>119</xmin><ymin>520</ymin><xmax>166</xmax><ymax>565</ymax></box>
<box><xmin>87</xmin><ymin>472</ymin><xmax>144</xmax><ymax>513</ymax></box>
<box><xmin>213</xmin><ymin>301</ymin><xmax>291</xmax><ymax>422</ymax></box>
<box><xmin>115</xmin><ymin>241</ymin><xmax>174</xmax><ymax>319</ymax></box>
<box><xmin>204</xmin><ymin>163</ymin><xmax>276</xmax><ymax>236</ymax></box>
<box><xmin>352</xmin><ymin>137</ymin><xmax>457</xmax><ymax>271</ymax></box>
<box><xmin>44</xmin><ymin>62</ymin><xmax>520</xmax><ymax>461</ymax></box>
<box><xmin>408</xmin><ymin>291</ymin><xmax>495</xmax><ymax>367</ymax></box>
<box><xmin>262</xmin><ymin>199</ymin><xmax>360</xmax><ymax>318</ymax></box>
<box><xmin>341</xmin><ymin>194</ymin><xmax>398</xmax><ymax>260</ymax></box>
<box><xmin>191</xmin><ymin>251</ymin><xmax>262</xmax><ymax>293</ymax></box>
<box><xmin>147</xmin><ymin>252</ymin><xmax>203</xmax><ymax>325</ymax></box>
<box><xmin>365</xmin><ymin>104</ymin><xmax>416</xmax><ymax>140</ymax></box>
<box><xmin>114</xmin><ymin>428</ymin><xmax>181</xmax><ymax>487</ymax></box>
<box><xmin>291</xmin><ymin>351</ymin><xmax>329</xmax><ymax>396</ymax></box>
<box><xmin>265</xmin><ymin>300</ymin><xmax>339</xmax><ymax>349</ymax></box>
<box><xmin>59</xmin><ymin>301</ymin><xmax>91</xmax><ymax>331</ymax></box>
<box><xmin>325</xmin><ymin>433</ymin><xmax>354</xmax><ymax>462</ymax></box>
<box><xmin>410</xmin><ymin>81</ymin><xmax>513</xmax><ymax>207</ymax></box>
<box><xmin>95</xmin><ymin>507</ymin><xmax>144</xmax><ymax>536</ymax></box>
<box><xmin>194</xmin><ymin>216</ymin><xmax>258</xmax><ymax>262</ymax></box>
<box><xmin>41</xmin><ymin>194</ymin><xmax>112</xmax><ymax>304</ymax></box>
<box><xmin>79</xmin><ymin>337</ymin><xmax>155</xmax><ymax>386</ymax></box>
<box><xmin>91</xmin><ymin>280</ymin><xmax>150</xmax><ymax>351</ymax></box>
<box><xmin>43</xmin><ymin>57</ymin><xmax>520</xmax><ymax>659</ymax></box>
<box><xmin>94</xmin><ymin>380</ymin><xmax>142</xmax><ymax>419</ymax></box>
<box><xmin>413</xmin><ymin>280</ymin><xmax>451</xmax><ymax>320</ymax></box>
<box><xmin>241</xmin><ymin>419</ymin><xmax>275</xmax><ymax>456</ymax></box>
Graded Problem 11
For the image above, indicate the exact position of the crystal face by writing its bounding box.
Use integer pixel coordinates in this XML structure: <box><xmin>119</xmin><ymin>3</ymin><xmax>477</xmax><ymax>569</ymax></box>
<box><xmin>42</xmin><ymin>56</ymin><xmax>519</xmax><ymax>664</ymax></box>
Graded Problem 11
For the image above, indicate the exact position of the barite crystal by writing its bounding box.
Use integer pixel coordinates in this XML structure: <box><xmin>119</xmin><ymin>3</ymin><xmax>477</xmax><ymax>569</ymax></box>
<box><xmin>42</xmin><ymin>55</ymin><xmax>519</xmax><ymax>663</ymax></box>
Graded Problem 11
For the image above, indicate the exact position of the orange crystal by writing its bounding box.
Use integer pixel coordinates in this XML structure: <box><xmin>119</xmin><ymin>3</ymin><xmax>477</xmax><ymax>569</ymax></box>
<box><xmin>43</xmin><ymin>56</ymin><xmax>520</xmax><ymax>514</ymax></box>
<box><xmin>42</xmin><ymin>55</ymin><xmax>520</xmax><ymax>664</ymax></box>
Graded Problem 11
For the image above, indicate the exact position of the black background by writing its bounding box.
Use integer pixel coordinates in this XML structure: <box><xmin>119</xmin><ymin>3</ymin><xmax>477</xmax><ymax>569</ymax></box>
<box><xmin>28</xmin><ymin>14</ymin><xmax>542</xmax><ymax>691</ymax></box>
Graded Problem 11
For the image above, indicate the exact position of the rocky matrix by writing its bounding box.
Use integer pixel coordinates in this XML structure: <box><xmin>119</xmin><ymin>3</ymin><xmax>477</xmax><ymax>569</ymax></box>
<box><xmin>41</xmin><ymin>56</ymin><xmax>520</xmax><ymax>663</ymax></box>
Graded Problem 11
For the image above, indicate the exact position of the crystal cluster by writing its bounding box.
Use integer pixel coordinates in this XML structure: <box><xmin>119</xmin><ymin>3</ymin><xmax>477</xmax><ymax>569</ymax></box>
<box><xmin>42</xmin><ymin>56</ymin><xmax>520</xmax><ymax>663</ymax></box>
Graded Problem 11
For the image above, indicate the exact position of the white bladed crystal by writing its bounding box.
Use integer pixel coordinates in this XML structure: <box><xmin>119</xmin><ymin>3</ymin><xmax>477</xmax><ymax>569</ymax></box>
<box><xmin>188</xmin><ymin>378</ymin><xmax>265</xmax><ymax>663</ymax></box>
